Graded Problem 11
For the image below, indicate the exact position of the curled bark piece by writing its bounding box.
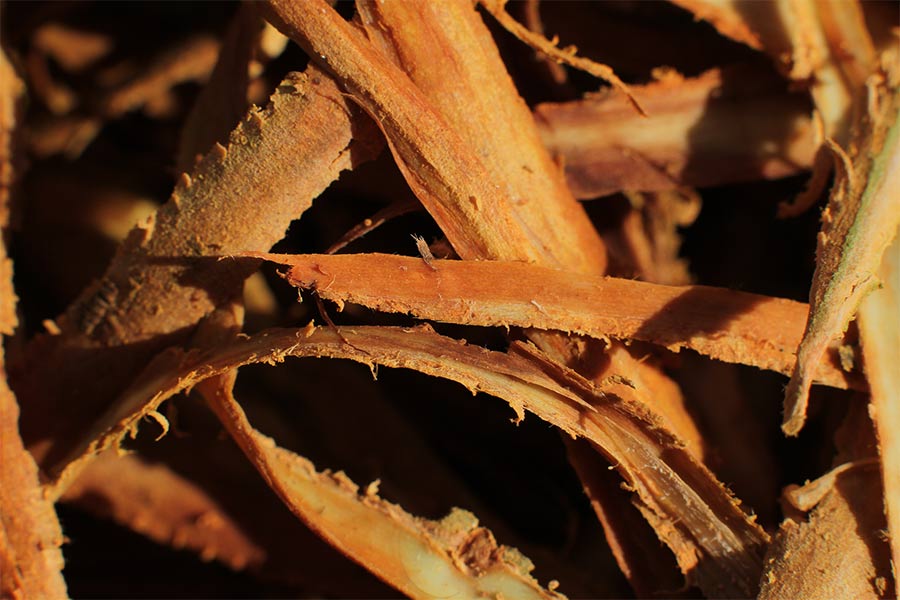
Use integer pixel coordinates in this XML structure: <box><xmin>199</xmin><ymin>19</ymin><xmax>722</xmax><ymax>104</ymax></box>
<box><xmin>203</xmin><ymin>375</ymin><xmax>565</xmax><ymax>600</ymax></box>
<box><xmin>259</xmin><ymin>252</ymin><xmax>858</xmax><ymax>390</ymax></box>
<box><xmin>783</xmin><ymin>56</ymin><xmax>900</xmax><ymax>435</ymax></box>
<box><xmin>535</xmin><ymin>66</ymin><xmax>816</xmax><ymax>198</ymax></box>
<box><xmin>18</xmin><ymin>64</ymin><xmax>382</xmax><ymax>479</ymax></box>
<box><xmin>53</xmin><ymin>324</ymin><xmax>768</xmax><ymax>597</ymax></box>
<box><xmin>761</xmin><ymin>467</ymin><xmax>893</xmax><ymax>598</ymax></box>
<box><xmin>858</xmin><ymin>229</ymin><xmax>900</xmax><ymax>577</ymax></box>
<box><xmin>0</xmin><ymin>48</ymin><xmax>67</xmax><ymax>600</ymax></box>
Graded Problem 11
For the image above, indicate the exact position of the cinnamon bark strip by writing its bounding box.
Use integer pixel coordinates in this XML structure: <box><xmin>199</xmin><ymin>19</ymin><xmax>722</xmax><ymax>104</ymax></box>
<box><xmin>759</xmin><ymin>404</ymin><xmax>894</xmax><ymax>598</ymax></box>
<box><xmin>783</xmin><ymin>56</ymin><xmax>900</xmax><ymax>434</ymax></box>
<box><xmin>858</xmin><ymin>231</ymin><xmax>900</xmax><ymax>577</ymax></box>
<box><xmin>535</xmin><ymin>66</ymin><xmax>816</xmax><ymax>198</ymax></box>
<box><xmin>18</xmin><ymin>65</ymin><xmax>381</xmax><ymax>480</ymax></box>
<box><xmin>262</xmin><ymin>0</ymin><xmax>559</xmax><ymax>267</ymax></box>
<box><xmin>262</xmin><ymin>252</ymin><xmax>857</xmax><ymax>391</ymax></box>
<box><xmin>54</xmin><ymin>320</ymin><xmax>768</xmax><ymax>597</ymax></box>
<box><xmin>202</xmin><ymin>374</ymin><xmax>565</xmax><ymax>600</ymax></box>
<box><xmin>355</xmin><ymin>0</ymin><xmax>607</xmax><ymax>275</ymax></box>
<box><xmin>0</xmin><ymin>48</ymin><xmax>68</xmax><ymax>600</ymax></box>
<box><xmin>262</xmin><ymin>3</ymin><xmax>766</xmax><ymax>594</ymax></box>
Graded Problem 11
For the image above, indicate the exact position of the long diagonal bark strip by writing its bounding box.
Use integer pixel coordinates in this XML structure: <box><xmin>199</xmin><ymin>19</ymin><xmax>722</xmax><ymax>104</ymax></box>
<box><xmin>258</xmin><ymin>252</ymin><xmax>858</xmax><ymax>390</ymax></box>
<box><xmin>355</xmin><ymin>0</ymin><xmax>607</xmax><ymax>275</ymax></box>
<box><xmin>263</xmin><ymin>0</ymin><xmax>550</xmax><ymax>265</ymax></box>
<box><xmin>52</xmin><ymin>324</ymin><xmax>768</xmax><ymax>597</ymax></box>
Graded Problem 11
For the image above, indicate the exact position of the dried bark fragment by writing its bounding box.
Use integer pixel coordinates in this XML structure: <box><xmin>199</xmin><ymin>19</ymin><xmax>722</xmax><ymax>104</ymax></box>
<box><xmin>263</xmin><ymin>0</ymin><xmax>553</xmax><ymax>266</ymax></box>
<box><xmin>565</xmin><ymin>440</ymin><xmax>688</xmax><ymax>598</ymax></box>
<box><xmin>668</xmin><ymin>0</ymin><xmax>768</xmax><ymax>51</ymax></box>
<box><xmin>98</xmin><ymin>34</ymin><xmax>222</xmax><ymax>119</ymax></box>
<box><xmin>32</xmin><ymin>23</ymin><xmax>113</xmax><ymax>73</ymax></box>
<box><xmin>612</xmin><ymin>190</ymin><xmax>700</xmax><ymax>285</ymax></box>
<box><xmin>0</xmin><ymin>360</ymin><xmax>68</xmax><ymax>600</ymax></box>
<box><xmin>202</xmin><ymin>377</ymin><xmax>565</xmax><ymax>600</ymax></box>
<box><xmin>858</xmin><ymin>231</ymin><xmax>900</xmax><ymax>576</ymax></box>
<box><xmin>535</xmin><ymin>66</ymin><xmax>816</xmax><ymax>198</ymax></box>
<box><xmin>19</xmin><ymin>65</ymin><xmax>381</xmax><ymax>480</ymax></box>
<box><xmin>62</xmin><ymin>450</ymin><xmax>266</xmax><ymax>572</ymax></box>
<box><xmin>783</xmin><ymin>55</ymin><xmax>900</xmax><ymax>435</ymax></box>
<box><xmin>265</xmin><ymin>3</ymin><xmax>764</xmax><ymax>593</ymax></box>
<box><xmin>54</xmin><ymin>324</ymin><xmax>768</xmax><ymax>597</ymax></box>
<box><xmin>760</xmin><ymin>405</ymin><xmax>894</xmax><ymax>598</ymax></box>
<box><xmin>760</xmin><ymin>467</ymin><xmax>892</xmax><ymax>598</ymax></box>
<box><xmin>261</xmin><ymin>252</ymin><xmax>858</xmax><ymax>390</ymax></box>
<box><xmin>670</xmin><ymin>0</ymin><xmax>876</xmax><ymax>103</ymax></box>
<box><xmin>355</xmin><ymin>0</ymin><xmax>607</xmax><ymax>275</ymax></box>
<box><xmin>673</xmin><ymin>0</ymin><xmax>879</xmax><ymax>216</ymax></box>
<box><xmin>0</xmin><ymin>48</ymin><xmax>67</xmax><ymax>600</ymax></box>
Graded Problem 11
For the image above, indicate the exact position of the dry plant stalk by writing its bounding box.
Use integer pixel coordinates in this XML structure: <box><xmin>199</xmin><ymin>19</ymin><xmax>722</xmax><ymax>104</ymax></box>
<box><xmin>2</xmin><ymin>1</ymin><xmax>898</xmax><ymax>598</ymax></box>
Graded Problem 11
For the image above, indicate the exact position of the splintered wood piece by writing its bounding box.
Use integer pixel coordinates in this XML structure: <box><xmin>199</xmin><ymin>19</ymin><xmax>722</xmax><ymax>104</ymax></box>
<box><xmin>19</xmin><ymin>64</ymin><xmax>382</xmax><ymax>479</ymax></box>
<box><xmin>0</xmin><ymin>48</ymin><xmax>67</xmax><ymax>600</ymax></box>
<box><xmin>535</xmin><ymin>66</ymin><xmax>816</xmax><ymax>198</ymax></box>
<box><xmin>202</xmin><ymin>375</ymin><xmax>565</xmax><ymax>600</ymax></box>
<box><xmin>783</xmin><ymin>55</ymin><xmax>900</xmax><ymax>435</ymax></box>
<box><xmin>259</xmin><ymin>252</ymin><xmax>858</xmax><ymax>390</ymax></box>
<box><xmin>53</xmin><ymin>324</ymin><xmax>768</xmax><ymax>597</ymax></box>
<box><xmin>858</xmin><ymin>230</ymin><xmax>900</xmax><ymax>577</ymax></box>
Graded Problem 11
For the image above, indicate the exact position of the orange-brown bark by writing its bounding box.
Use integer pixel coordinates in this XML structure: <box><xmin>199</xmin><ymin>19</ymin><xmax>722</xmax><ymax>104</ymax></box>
<box><xmin>18</xmin><ymin>65</ymin><xmax>381</xmax><ymax>480</ymax></box>
<box><xmin>262</xmin><ymin>252</ymin><xmax>858</xmax><ymax>390</ymax></box>
<box><xmin>535</xmin><ymin>66</ymin><xmax>816</xmax><ymax>198</ymax></box>
<box><xmin>0</xmin><ymin>48</ymin><xmax>67</xmax><ymax>600</ymax></box>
